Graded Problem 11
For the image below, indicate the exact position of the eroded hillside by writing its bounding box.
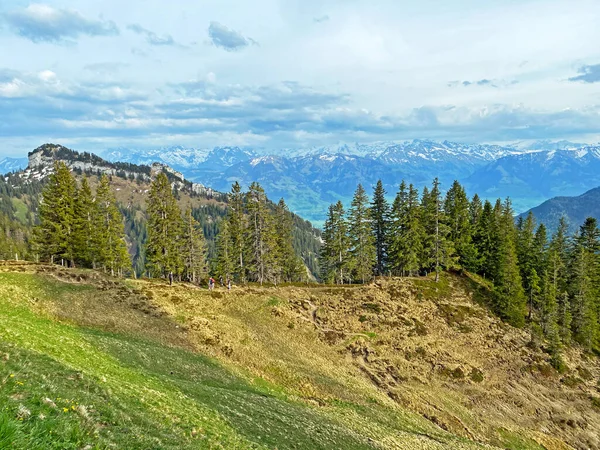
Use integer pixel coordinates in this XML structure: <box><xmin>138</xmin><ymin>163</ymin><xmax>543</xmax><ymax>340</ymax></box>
<box><xmin>1</xmin><ymin>262</ymin><xmax>599</xmax><ymax>449</ymax></box>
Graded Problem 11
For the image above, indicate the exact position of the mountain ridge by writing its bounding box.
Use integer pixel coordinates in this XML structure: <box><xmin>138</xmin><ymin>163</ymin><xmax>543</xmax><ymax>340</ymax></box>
<box><xmin>518</xmin><ymin>186</ymin><xmax>600</xmax><ymax>234</ymax></box>
<box><xmin>7</xmin><ymin>140</ymin><xmax>600</xmax><ymax>225</ymax></box>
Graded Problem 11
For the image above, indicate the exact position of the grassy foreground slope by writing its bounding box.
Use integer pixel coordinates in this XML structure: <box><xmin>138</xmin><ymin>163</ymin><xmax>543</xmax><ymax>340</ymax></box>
<box><xmin>1</xmin><ymin>262</ymin><xmax>599</xmax><ymax>449</ymax></box>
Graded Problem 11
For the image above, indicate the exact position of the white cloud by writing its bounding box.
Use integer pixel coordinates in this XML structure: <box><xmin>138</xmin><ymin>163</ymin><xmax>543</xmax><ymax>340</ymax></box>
<box><xmin>38</xmin><ymin>70</ymin><xmax>57</xmax><ymax>82</ymax></box>
<box><xmin>1</xmin><ymin>0</ymin><xmax>600</xmax><ymax>155</ymax></box>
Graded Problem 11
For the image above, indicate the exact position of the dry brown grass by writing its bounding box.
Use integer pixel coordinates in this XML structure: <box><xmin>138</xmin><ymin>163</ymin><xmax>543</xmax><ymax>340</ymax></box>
<box><xmin>5</xmin><ymin>262</ymin><xmax>600</xmax><ymax>449</ymax></box>
<box><xmin>133</xmin><ymin>273</ymin><xmax>600</xmax><ymax>450</ymax></box>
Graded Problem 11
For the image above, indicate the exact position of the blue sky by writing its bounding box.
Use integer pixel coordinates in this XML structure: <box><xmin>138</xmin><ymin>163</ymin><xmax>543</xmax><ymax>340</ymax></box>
<box><xmin>1</xmin><ymin>0</ymin><xmax>600</xmax><ymax>157</ymax></box>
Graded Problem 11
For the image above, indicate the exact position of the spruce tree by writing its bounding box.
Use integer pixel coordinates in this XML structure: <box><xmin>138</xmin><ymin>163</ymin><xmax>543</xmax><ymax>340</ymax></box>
<box><xmin>421</xmin><ymin>178</ymin><xmax>454</xmax><ymax>281</ymax></box>
<box><xmin>146</xmin><ymin>173</ymin><xmax>183</xmax><ymax>278</ymax></box>
<box><xmin>469</xmin><ymin>194</ymin><xmax>483</xmax><ymax>227</ymax></box>
<box><xmin>274</xmin><ymin>199</ymin><xmax>305</xmax><ymax>283</ymax></box>
<box><xmin>493</xmin><ymin>198</ymin><xmax>527</xmax><ymax>327</ymax></box>
<box><xmin>517</xmin><ymin>212</ymin><xmax>539</xmax><ymax>318</ymax></box>
<box><xmin>473</xmin><ymin>200</ymin><xmax>496</xmax><ymax>279</ymax></box>
<box><xmin>228</xmin><ymin>182</ymin><xmax>247</xmax><ymax>282</ymax></box>
<box><xmin>320</xmin><ymin>201</ymin><xmax>351</xmax><ymax>284</ymax></box>
<box><xmin>444</xmin><ymin>180</ymin><xmax>477</xmax><ymax>271</ymax></box>
<box><xmin>34</xmin><ymin>162</ymin><xmax>77</xmax><ymax>266</ymax></box>
<box><xmin>540</xmin><ymin>268</ymin><xmax>562</xmax><ymax>367</ymax></box>
<box><xmin>549</xmin><ymin>218</ymin><xmax>572</xmax><ymax>344</ymax></box>
<box><xmin>348</xmin><ymin>184</ymin><xmax>376</xmax><ymax>283</ymax></box>
<box><xmin>389</xmin><ymin>181</ymin><xmax>423</xmax><ymax>276</ymax></box>
<box><xmin>549</xmin><ymin>217</ymin><xmax>570</xmax><ymax>296</ymax></box>
<box><xmin>72</xmin><ymin>176</ymin><xmax>96</xmax><ymax>267</ymax></box>
<box><xmin>558</xmin><ymin>291</ymin><xmax>572</xmax><ymax>346</ymax></box>
<box><xmin>370</xmin><ymin>180</ymin><xmax>390</xmax><ymax>276</ymax></box>
<box><xmin>569</xmin><ymin>218</ymin><xmax>600</xmax><ymax>349</ymax></box>
<box><xmin>215</xmin><ymin>220</ymin><xmax>234</xmax><ymax>282</ymax></box>
<box><xmin>245</xmin><ymin>182</ymin><xmax>276</xmax><ymax>284</ymax></box>
<box><xmin>95</xmin><ymin>175</ymin><xmax>131</xmax><ymax>277</ymax></box>
<box><xmin>181</xmin><ymin>208</ymin><xmax>208</xmax><ymax>283</ymax></box>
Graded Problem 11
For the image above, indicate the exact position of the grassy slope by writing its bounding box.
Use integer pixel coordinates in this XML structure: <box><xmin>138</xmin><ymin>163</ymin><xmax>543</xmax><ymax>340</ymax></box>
<box><xmin>1</xmin><ymin>264</ymin><xmax>599</xmax><ymax>449</ymax></box>
<box><xmin>0</xmin><ymin>267</ymin><xmax>486</xmax><ymax>450</ymax></box>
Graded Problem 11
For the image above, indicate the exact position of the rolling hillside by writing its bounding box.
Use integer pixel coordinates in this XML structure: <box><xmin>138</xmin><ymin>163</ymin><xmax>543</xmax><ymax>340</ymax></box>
<box><xmin>2</xmin><ymin>262</ymin><xmax>599</xmax><ymax>449</ymax></box>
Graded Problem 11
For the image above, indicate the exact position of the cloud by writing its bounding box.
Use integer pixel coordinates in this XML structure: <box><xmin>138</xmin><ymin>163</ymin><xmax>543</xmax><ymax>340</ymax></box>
<box><xmin>207</xmin><ymin>21</ymin><xmax>255</xmax><ymax>51</ymax></box>
<box><xmin>2</xmin><ymin>4</ymin><xmax>118</xmax><ymax>44</ymax></box>
<box><xmin>84</xmin><ymin>62</ymin><xmax>130</xmax><ymax>74</ymax></box>
<box><xmin>449</xmin><ymin>78</ymin><xmax>518</xmax><ymax>88</ymax></box>
<box><xmin>2</xmin><ymin>69</ymin><xmax>600</xmax><ymax>148</ymax></box>
<box><xmin>127</xmin><ymin>23</ymin><xmax>184</xmax><ymax>47</ymax></box>
<box><xmin>568</xmin><ymin>64</ymin><xmax>600</xmax><ymax>83</ymax></box>
<box><xmin>38</xmin><ymin>70</ymin><xmax>57</xmax><ymax>82</ymax></box>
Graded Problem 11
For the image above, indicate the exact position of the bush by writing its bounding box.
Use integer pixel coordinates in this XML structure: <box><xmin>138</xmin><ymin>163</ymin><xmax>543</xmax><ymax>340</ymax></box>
<box><xmin>469</xmin><ymin>368</ymin><xmax>484</xmax><ymax>383</ymax></box>
<box><xmin>451</xmin><ymin>367</ymin><xmax>465</xmax><ymax>379</ymax></box>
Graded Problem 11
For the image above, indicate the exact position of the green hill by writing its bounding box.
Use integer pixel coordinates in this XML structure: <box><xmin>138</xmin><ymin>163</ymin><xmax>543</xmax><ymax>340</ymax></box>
<box><xmin>518</xmin><ymin>187</ymin><xmax>600</xmax><ymax>234</ymax></box>
<box><xmin>2</xmin><ymin>262</ymin><xmax>599</xmax><ymax>449</ymax></box>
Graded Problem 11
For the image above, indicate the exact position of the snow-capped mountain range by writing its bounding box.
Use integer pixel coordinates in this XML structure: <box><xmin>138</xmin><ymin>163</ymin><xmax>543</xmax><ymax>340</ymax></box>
<box><xmin>4</xmin><ymin>139</ymin><xmax>600</xmax><ymax>225</ymax></box>
<box><xmin>93</xmin><ymin>139</ymin><xmax>600</xmax><ymax>224</ymax></box>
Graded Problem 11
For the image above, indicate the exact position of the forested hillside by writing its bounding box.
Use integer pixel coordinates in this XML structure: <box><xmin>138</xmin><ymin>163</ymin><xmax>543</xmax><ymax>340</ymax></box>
<box><xmin>3</xmin><ymin>143</ymin><xmax>600</xmax><ymax>360</ymax></box>
<box><xmin>0</xmin><ymin>144</ymin><xmax>322</xmax><ymax>278</ymax></box>
<box><xmin>320</xmin><ymin>178</ymin><xmax>600</xmax><ymax>360</ymax></box>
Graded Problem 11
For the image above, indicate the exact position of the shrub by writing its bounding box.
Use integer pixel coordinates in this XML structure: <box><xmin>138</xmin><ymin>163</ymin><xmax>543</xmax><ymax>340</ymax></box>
<box><xmin>470</xmin><ymin>368</ymin><xmax>484</xmax><ymax>383</ymax></box>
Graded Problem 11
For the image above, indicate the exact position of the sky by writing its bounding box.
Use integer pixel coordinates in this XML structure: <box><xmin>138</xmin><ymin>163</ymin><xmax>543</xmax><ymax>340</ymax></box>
<box><xmin>1</xmin><ymin>0</ymin><xmax>600</xmax><ymax>157</ymax></box>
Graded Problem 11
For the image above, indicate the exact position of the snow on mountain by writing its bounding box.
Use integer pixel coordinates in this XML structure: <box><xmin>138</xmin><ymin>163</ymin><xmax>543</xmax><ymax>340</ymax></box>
<box><xmin>508</xmin><ymin>140</ymin><xmax>592</xmax><ymax>152</ymax></box>
<box><xmin>0</xmin><ymin>157</ymin><xmax>28</xmax><ymax>174</ymax></box>
<box><xmin>465</xmin><ymin>144</ymin><xmax>600</xmax><ymax>214</ymax></box>
<box><xmin>102</xmin><ymin>146</ymin><xmax>212</xmax><ymax>168</ymax></box>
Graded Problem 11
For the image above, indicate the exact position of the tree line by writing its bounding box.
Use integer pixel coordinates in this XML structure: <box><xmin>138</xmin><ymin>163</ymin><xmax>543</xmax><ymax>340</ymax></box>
<box><xmin>214</xmin><ymin>182</ymin><xmax>306</xmax><ymax>285</ymax></box>
<box><xmin>31</xmin><ymin>164</ymin><xmax>306</xmax><ymax>286</ymax></box>
<box><xmin>320</xmin><ymin>178</ymin><xmax>600</xmax><ymax>359</ymax></box>
<box><xmin>32</xmin><ymin>164</ymin><xmax>211</xmax><ymax>283</ymax></box>
<box><xmin>32</xmin><ymin>162</ymin><xmax>131</xmax><ymax>276</ymax></box>
<box><xmin>20</xmin><ymin>164</ymin><xmax>600</xmax><ymax>357</ymax></box>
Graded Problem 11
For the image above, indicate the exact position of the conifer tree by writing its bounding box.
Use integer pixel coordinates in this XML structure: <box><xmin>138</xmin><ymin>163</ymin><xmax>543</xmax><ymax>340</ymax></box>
<box><xmin>444</xmin><ymin>180</ymin><xmax>477</xmax><ymax>271</ymax></box>
<box><xmin>95</xmin><ymin>175</ymin><xmax>131</xmax><ymax>277</ymax></box>
<box><xmin>274</xmin><ymin>199</ymin><xmax>305</xmax><ymax>283</ymax></box>
<box><xmin>228</xmin><ymin>182</ymin><xmax>247</xmax><ymax>282</ymax></box>
<box><xmin>549</xmin><ymin>218</ymin><xmax>572</xmax><ymax>344</ymax></box>
<box><xmin>72</xmin><ymin>176</ymin><xmax>96</xmax><ymax>267</ymax></box>
<box><xmin>146</xmin><ymin>173</ymin><xmax>183</xmax><ymax>278</ymax></box>
<box><xmin>569</xmin><ymin>218</ymin><xmax>600</xmax><ymax>349</ymax></box>
<box><xmin>558</xmin><ymin>291</ymin><xmax>572</xmax><ymax>346</ymax></box>
<box><xmin>181</xmin><ymin>208</ymin><xmax>208</xmax><ymax>283</ymax></box>
<box><xmin>321</xmin><ymin>201</ymin><xmax>351</xmax><ymax>284</ymax></box>
<box><xmin>469</xmin><ymin>194</ymin><xmax>483</xmax><ymax>227</ymax></box>
<box><xmin>348</xmin><ymin>184</ymin><xmax>376</xmax><ymax>283</ymax></box>
<box><xmin>493</xmin><ymin>198</ymin><xmax>527</xmax><ymax>327</ymax></box>
<box><xmin>539</xmin><ymin>267</ymin><xmax>562</xmax><ymax>365</ymax></box>
<box><xmin>517</xmin><ymin>212</ymin><xmax>540</xmax><ymax>318</ymax></box>
<box><xmin>371</xmin><ymin>180</ymin><xmax>390</xmax><ymax>276</ymax></box>
<box><xmin>473</xmin><ymin>200</ymin><xmax>497</xmax><ymax>279</ymax></box>
<box><xmin>215</xmin><ymin>220</ymin><xmax>234</xmax><ymax>282</ymax></box>
<box><xmin>246</xmin><ymin>182</ymin><xmax>276</xmax><ymax>284</ymax></box>
<box><xmin>421</xmin><ymin>178</ymin><xmax>454</xmax><ymax>281</ymax></box>
<box><xmin>389</xmin><ymin>181</ymin><xmax>423</xmax><ymax>276</ymax></box>
<box><xmin>34</xmin><ymin>161</ymin><xmax>77</xmax><ymax>266</ymax></box>
<box><xmin>549</xmin><ymin>217</ymin><xmax>570</xmax><ymax>296</ymax></box>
